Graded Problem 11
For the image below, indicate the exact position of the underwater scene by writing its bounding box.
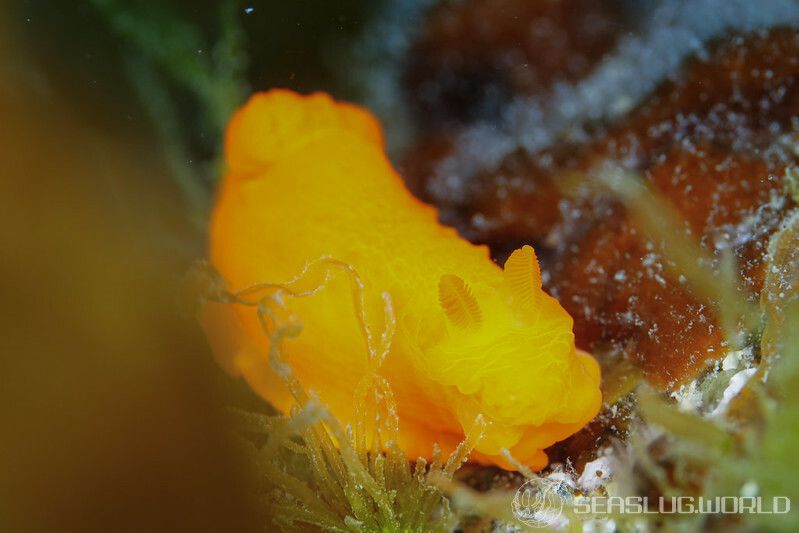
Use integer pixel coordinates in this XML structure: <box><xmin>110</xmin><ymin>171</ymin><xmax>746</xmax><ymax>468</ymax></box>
<box><xmin>3</xmin><ymin>1</ymin><xmax>799</xmax><ymax>531</ymax></box>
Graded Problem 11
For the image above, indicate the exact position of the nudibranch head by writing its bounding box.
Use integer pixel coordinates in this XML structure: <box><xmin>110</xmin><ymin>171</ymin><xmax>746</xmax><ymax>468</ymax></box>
<box><xmin>427</xmin><ymin>245</ymin><xmax>601</xmax><ymax>466</ymax></box>
<box><xmin>203</xmin><ymin>89</ymin><xmax>601</xmax><ymax>471</ymax></box>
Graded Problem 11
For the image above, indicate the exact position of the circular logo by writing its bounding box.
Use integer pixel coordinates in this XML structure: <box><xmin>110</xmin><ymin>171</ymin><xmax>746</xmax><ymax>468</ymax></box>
<box><xmin>512</xmin><ymin>477</ymin><xmax>571</xmax><ymax>528</ymax></box>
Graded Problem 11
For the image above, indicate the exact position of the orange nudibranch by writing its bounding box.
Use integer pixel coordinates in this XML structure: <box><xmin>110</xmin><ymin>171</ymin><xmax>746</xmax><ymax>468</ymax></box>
<box><xmin>204</xmin><ymin>89</ymin><xmax>601</xmax><ymax>470</ymax></box>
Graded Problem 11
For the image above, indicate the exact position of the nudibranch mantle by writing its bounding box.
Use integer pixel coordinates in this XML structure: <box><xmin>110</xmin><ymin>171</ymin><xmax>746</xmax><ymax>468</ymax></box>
<box><xmin>205</xmin><ymin>89</ymin><xmax>601</xmax><ymax>470</ymax></box>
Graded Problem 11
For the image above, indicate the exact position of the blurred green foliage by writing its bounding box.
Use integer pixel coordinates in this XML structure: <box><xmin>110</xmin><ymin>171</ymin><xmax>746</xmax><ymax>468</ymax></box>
<box><xmin>22</xmin><ymin>0</ymin><xmax>380</xmax><ymax>230</ymax></box>
<box><xmin>90</xmin><ymin>0</ymin><xmax>248</xmax><ymax>226</ymax></box>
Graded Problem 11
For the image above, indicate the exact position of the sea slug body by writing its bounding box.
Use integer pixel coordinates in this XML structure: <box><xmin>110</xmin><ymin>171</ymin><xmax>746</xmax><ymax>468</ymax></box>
<box><xmin>204</xmin><ymin>89</ymin><xmax>601</xmax><ymax>470</ymax></box>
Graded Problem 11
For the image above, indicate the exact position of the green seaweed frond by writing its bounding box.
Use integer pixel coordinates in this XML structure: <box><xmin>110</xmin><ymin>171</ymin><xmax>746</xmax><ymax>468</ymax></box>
<box><xmin>751</xmin><ymin>210</ymin><xmax>799</xmax><ymax>531</ymax></box>
<box><xmin>596</xmin><ymin>164</ymin><xmax>760</xmax><ymax>347</ymax></box>
<box><xmin>91</xmin><ymin>0</ymin><xmax>249</xmax><ymax>226</ymax></box>
<box><xmin>785</xmin><ymin>166</ymin><xmax>799</xmax><ymax>204</ymax></box>
<box><xmin>567</xmin><ymin>165</ymin><xmax>799</xmax><ymax>531</ymax></box>
<box><xmin>194</xmin><ymin>259</ymin><xmax>509</xmax><ymax>531</ymax></box>
<box><xmin>620</xmin><ymin>205</ymin><xmax>799</xmax><ymax>531</ymax></box>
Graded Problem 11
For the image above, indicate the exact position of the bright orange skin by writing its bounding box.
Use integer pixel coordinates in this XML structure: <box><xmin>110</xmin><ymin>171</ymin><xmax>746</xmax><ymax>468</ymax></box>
<box><xmin>205</xmin><ymin>90</ymin><xmax>601</xmax><ymax>469</ymax></box>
